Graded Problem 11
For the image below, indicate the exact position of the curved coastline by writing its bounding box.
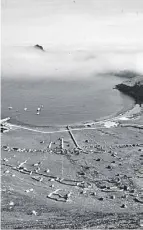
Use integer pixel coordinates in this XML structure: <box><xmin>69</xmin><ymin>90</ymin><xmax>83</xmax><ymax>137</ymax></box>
<box><xmin>4</xmin><ymin>92</ymin><xmax>138</xmax><ymax>131</ymax></box>
<box><xmin>2</xmin><ymin>75</ymin><xmax>142</xmax><ymax>131</ymax></box>
<box><xmin>6</xmin><ymin>93</ymin><xmax>135</xmax><ymax>129</ymax></box>
<box><xmin>5</xmin><ymin>96</ymin><xmax>140</xmax><ymax>134</ymax></box>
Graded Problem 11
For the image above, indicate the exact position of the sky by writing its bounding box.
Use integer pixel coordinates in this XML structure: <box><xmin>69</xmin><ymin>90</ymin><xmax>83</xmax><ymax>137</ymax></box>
<box><xmin>1</xmin><ymin>0</ymin><xmax>143</xmax><ymax>79</ymax></box>
<box><xmin>2</xmin><ymin>0</ymin><xmax>143</xmax><ymax>47</ymax></box>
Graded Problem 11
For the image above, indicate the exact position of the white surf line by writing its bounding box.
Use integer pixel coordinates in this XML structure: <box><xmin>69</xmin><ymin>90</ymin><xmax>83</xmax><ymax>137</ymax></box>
<box><xmin>4</xmin><ymin>104</ymin><xmax>142</xmax><ymax>134</ymax></box>
<box><xmin>6</xmin><ymin>123</ymin><xmax>101</xmax><ymax>134</ymax></box>
<box><xmin>5</xmin><ymin>113</ymin><xmax>118</xmax><ymax>133</ymax></box>
<box><xmin>3</xmin><ymin>117</ymin><xmax>134</xmax><ymax>134</ymax></box>
<box><xmin>87</xmin><ymin>104</ymin><xmax>142</xmax><ymax>125</ymax></box>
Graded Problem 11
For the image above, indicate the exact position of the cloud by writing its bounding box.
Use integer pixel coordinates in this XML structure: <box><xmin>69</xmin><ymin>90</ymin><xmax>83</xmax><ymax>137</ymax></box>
<box><xmin>2</xmin><ymin>45</ymin><xmax>143</xmax><ymax>81</ymax></box>
<box><xmin>2</xmin><ymin>0</ymin><xmax>143</xmax><ymax>80</ymax></box>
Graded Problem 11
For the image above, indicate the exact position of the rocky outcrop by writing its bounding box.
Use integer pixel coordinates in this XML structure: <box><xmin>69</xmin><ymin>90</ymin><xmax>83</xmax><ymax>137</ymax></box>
<box><xmin>115</xmin><ymin>77</ymin><xmax>143</xmax><ymax>104</ymax></box>
<box><xmin>34</xmin><ymin>44</ymin><xmax>44</xmax><ymax>51</ymax></box>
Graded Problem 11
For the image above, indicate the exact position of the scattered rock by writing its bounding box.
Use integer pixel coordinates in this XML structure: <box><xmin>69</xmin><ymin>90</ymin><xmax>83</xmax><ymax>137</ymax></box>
<box><xmin>96</xmin><ymin>158</ymin><xmax>101</xmax><ymax>162</ymax></box>
<box><xmin>33</xmin><ymin>162</ymin><xmax>41</xmax><ymax>167</ymax></box>
<box><xmin>98</xmin><ymin>197</ymin><xmax>104</xmax><ymax>201</ymax></box>
<box><xmin>35</xmin><ymin>167</ymin><xmax>40</xmax><ymax>173</ymax></box>
<box><xmin>47</xmin><ymin>189</ymin><xmax>72</xmax><ymax>202</ymax></box>
<box><xmin>2</xmin><ymin>145</ymin><xmax>8</xmax><ymax>149</ymax></box>
<box><xmin>100</xmin><ymin>185</ymin><xmax>107</xmax><ymax>189</ymax></box>
<box><xmin>49</xmin><ymin>178</ymin><xmax>55</xmax><ymax>182</ymax></box>
<box><xmin>31</xmin><ymin>176</ymin><xmax>43</xmax><ymax>182</ymax></box>
<box><xmin>111</xmin><ymin>161</ymin><xmax>116</xmax><ymax>164</ymax></box>
<box><xmin>121</xmin><ymin>195</ymin><xmax>128</xmax><ymax>199</ymax></box>
<box><xmin>40</xmin><ymin>141</ymin><xmax>45</xmax><ymax>144</ymax></box>
<box><xmin>120</xmin><ymin>204</ymin><xmax>127</xmax><ymax>208</ymax></box>
<box><xmin>110</xmin><ymin>195</ymin><xmax>115</xmax><ymax>199</ymax></box>
<box><xmin>63</xmin><ymin>192</ymin><xmax>72</xmax><ymax>202</ymax></box>
<box><xmin>32</xmin><ymin>210</ymin><xmax>37</xmax><ymax>216</ymax></box>
<box><xmin>79</xmin><ymin>190</ymin><xmax>84</xmax><ymax>194</ymax></box>
<box><xmin>25</xmin><ymin>188</ymin><xmax>34</xmax><ymax>193</ymax></box>
<box><xmin>49</xmin><ymin>184</ymin><xmax>54</xmax><ymax>188</ymax></box>
<box><xmin>77</xmin><ymin>171</ymin><xmax>85</xmax><ymax>176</ymax></box>
<box><xmin>123</xmin><ymin>185</ymin><xmax>129</xmax><ymax>191</ymax></box>
<box><xmin>119</xmin><ymin>157</ymin><xmax>123</xmax><ymax>161</ymax></box>
<box><xmin>3</xmin><ymin>158</ymin><xmax>8</xmax><ymax>162</ymax></box>
<box><xmin>76</xmin><ymin>182</ymin><xmax>85</xmax><ymax>188</ymax></box>
<box><xmin>39</xmin><ymin>177</ymin><xmax>43</xmax><ymax>182</ymax></box>
<box><xmin>116</xmin><ymin>178</ymin><xmax>121</xmax><ymax>183</ymax></box>
<box><xmin>45</xmin><ymin>169</ymin><xmax>50</xmax><ymax>173</ymax></box>
<box><xmin>9</xmin><ymin>201</ymin><xmax>14</xmax><ymax>206</ymax></box>
<box><xmin>111</xmin><ymin>153</ymin><xmax>117</xmax><ymax>157</ymax></box>
<box><xmin>90</xmin><ymin>192</ymin><xmax>96</xmax><ymax>196</ymax></box>
<box><xmin>13</xmin><ymin>147</ymin><xmax>19</xmax><ymax>151</ymax></box>
<box><xmin>37</xmin><ymin>107</ymin><xmax>41</xmax><ymax>112</ymax></box>
<box><xmin>106</xmin><ymin>165</ymin><xmax>112</xmax><ymax>170</ymax></box>
<box><xmin>83</xmin><ymin>166</ymin><xmax>90</xmax><ymax>170</ymax></box>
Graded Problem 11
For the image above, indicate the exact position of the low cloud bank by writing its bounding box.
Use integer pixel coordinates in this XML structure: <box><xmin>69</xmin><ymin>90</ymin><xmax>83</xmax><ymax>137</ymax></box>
<box><xmin>2</xmin><ymin>45</ymin><xmax>143</xmax><ymax>81</ymax></box>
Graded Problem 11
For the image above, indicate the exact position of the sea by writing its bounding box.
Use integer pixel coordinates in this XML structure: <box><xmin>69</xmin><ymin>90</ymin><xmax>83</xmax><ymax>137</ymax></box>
<box><xmin>1</xmin><ymin>75</ymin><xmax>134</xmax><ymax>127</ymax></box>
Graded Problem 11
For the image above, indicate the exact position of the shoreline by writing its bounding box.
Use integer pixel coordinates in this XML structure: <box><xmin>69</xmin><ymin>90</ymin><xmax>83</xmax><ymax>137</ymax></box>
<box><xmin>1</xmin><ymin>77</ymin><xmax>143</xmax><ymax>230</ymax></box>
<box><xmin>2</xmin><ymin>90</ymin><xmax>136</xmax><ymax>131</ymax></box>
<box><xmin>3</xmin><ymin>102</ymin><xmax>142</xmax><ymax>135</ymax></box>
<box><xmin>1</xmin><ymin>75</ymin><xmax>130</xmax><ymax>128</ymax></box>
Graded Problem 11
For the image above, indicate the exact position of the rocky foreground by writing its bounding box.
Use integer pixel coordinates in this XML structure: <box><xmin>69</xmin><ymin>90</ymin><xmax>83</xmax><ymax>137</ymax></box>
<box><xmin>1</xmin><ymin>103</ymin><xmax>143</xmax><ymax>229</ymax></box>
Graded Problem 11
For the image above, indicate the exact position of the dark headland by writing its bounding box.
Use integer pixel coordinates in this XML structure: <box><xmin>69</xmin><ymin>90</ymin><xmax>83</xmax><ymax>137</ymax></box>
<box><xmin>115</xmin><ymin>77</ymin><xmax>143</xmax><ymax>104</ymax></box>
